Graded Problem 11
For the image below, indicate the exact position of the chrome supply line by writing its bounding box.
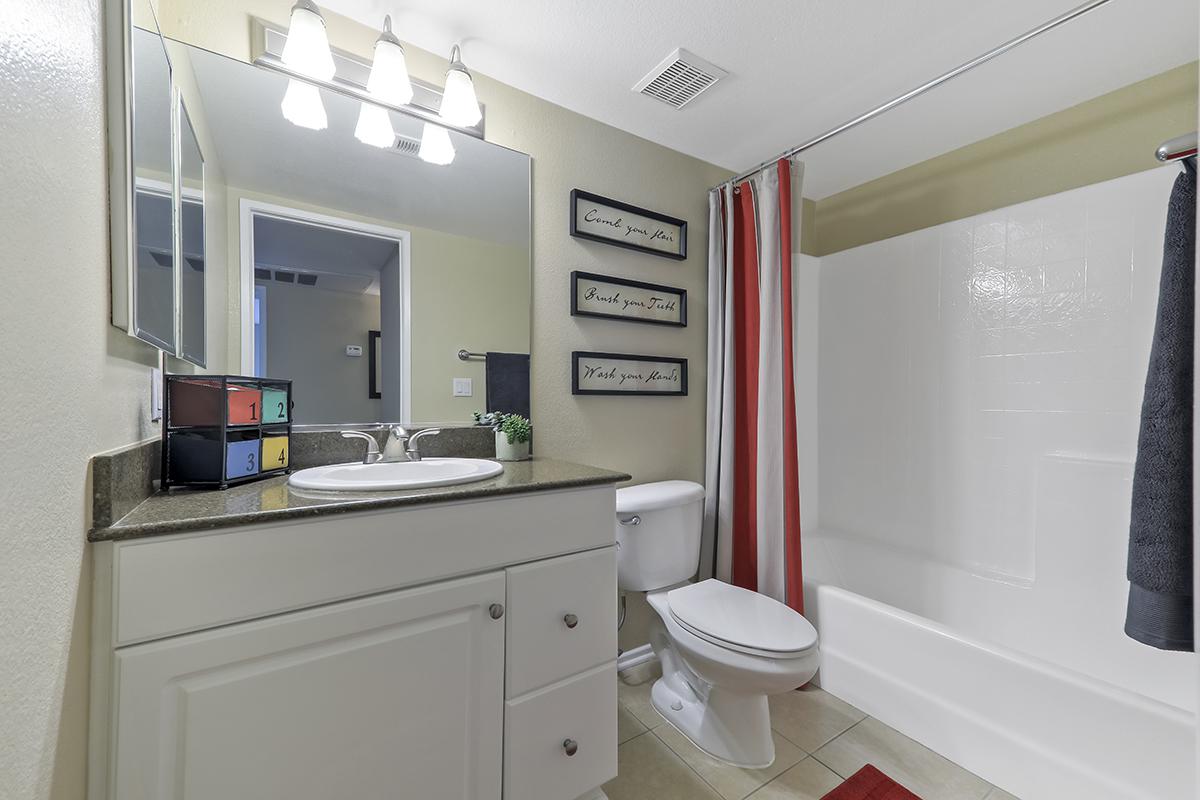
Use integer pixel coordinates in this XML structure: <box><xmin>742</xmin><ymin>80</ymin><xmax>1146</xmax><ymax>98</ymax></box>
<box><xmin>713</xmin><ymin>0</ymin><xmax>1117</xmax><ymax>190</ymax></box>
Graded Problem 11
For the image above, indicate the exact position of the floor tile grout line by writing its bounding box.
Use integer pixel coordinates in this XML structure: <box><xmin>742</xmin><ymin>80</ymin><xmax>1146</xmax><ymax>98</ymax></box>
<box><xmin>652</xmin><ymin>729</ymin><xmax>724</xmax><ymax>796</ymax></box>
<box><xmin>649</xmin><ymin>726</ymin><xmax>726</xmax><ymax>800</ymax></box>
<box><xmin>808</xmin><ymin>716</ymin><xmax>870</xmax><ymax>780</ymax></box>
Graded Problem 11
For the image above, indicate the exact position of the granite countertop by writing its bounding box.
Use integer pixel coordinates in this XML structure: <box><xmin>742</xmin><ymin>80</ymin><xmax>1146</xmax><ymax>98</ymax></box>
<box><xmin>89</xmin><ymin>458</ymin><xmax>630</xmax><ymax>542</ymax></box>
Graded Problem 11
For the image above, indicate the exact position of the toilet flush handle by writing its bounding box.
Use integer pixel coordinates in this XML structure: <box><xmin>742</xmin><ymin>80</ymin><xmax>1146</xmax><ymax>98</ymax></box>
<box><xmin>618</xmin><ymin>515</ymin><xmax>641</xmax><ymax>526</ymax></box>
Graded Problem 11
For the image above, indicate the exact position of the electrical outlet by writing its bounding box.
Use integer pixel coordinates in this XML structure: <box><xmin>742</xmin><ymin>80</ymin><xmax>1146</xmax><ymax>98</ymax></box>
<box><xmin>452</xmin><ymin>378</ymin><xmax>473</xmax><ymax>397</ymax></box>
<box><xmin>150</xmin><ymin>368</ymin><xmax>163</xmax><ymax>422</ymax></box>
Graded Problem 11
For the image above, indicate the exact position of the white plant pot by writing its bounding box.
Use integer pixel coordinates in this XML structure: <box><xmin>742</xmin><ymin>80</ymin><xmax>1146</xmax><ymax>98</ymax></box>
<box><xmin>495</xmin><ymin>431</ymin><xmax>530</xmax><ymax>461</ymax></box>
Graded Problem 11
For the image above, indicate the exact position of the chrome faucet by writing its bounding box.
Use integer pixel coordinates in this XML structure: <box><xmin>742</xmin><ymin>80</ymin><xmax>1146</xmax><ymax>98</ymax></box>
<box><xmin>341</xmin><ymin>431</ymin><xmax>383</xmax><ymax>464</ymax></box>
<box><xmin>382</xmin><ymin>425</ymin><xmax>411</xmax><ymax>462</ymax></box>
<box><xmin>405</xmin><ymin>428</ymin><xmax>442</xmax><ymax>461</ymax></box>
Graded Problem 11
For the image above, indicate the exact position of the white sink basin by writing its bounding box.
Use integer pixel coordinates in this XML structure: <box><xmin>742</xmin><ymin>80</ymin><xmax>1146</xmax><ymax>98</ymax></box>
<box><xmin>288</xmin><ymin>458</ymin><xmax>504</xmax><ymax>492</ymax></box>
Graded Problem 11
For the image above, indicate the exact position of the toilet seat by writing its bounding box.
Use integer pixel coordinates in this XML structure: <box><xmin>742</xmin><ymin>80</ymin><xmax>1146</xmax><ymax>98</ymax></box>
<box><xmin>667</xmin><ymin>579</ymin><xmax>817</xmax><ymax>659</ymax></box>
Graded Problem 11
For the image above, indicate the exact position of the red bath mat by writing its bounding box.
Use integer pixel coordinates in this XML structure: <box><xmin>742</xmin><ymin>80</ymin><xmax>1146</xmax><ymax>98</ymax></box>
<box><xmin>820</xmin><ymin>764</ymin><xmax>922</xmax><ymax>800</ymax></box>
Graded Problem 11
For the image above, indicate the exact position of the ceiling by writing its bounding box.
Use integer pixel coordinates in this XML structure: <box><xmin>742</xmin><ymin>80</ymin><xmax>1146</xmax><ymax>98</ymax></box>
<box><xmin>253</xmin><ymin>214</ymin><xmax>398</xmax><ymax>295</ymax></box>
<box><xmin>320</xmin><ymin>0</ymin><xmax>1198</xmax><ymax>199</ymax></box>
<box><xmin>181</xmin><ymin>43</ymin><xmax>531</xmax><ymax>245</ymax></box>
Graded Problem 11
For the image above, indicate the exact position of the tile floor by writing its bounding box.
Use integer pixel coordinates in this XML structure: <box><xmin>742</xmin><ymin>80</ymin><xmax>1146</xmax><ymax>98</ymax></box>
<box><xmin>605</xmin><ymin>666</ymin><xmax>1020</xmax><ymax>800</ymax></box>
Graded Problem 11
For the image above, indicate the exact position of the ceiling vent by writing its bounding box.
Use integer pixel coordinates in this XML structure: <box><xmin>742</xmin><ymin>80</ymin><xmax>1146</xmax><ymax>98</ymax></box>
<box><xmin>390</xmin><ymin>134</ymin><xmax>423</xmax><ymax>158</ymax></box>
<box><xmin>633</xmin><ymin>48</ymin><xmax>728</xmax><ymax>109</ymax></box>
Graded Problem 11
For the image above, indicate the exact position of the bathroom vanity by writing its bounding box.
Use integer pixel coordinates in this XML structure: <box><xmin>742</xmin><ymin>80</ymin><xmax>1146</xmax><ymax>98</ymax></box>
<box><xmin>87</xmin><ymin>461</ymin><xmax>627</xmax><ymax>800</ymax></box>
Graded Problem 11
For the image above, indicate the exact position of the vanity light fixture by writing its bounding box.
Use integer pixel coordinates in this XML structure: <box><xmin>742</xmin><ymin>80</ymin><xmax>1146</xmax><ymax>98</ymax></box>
<box><xmin>439</xmin><ymin>44</ymin><xmax>482</xmax><ymax>127</ymax></box>
<box><xmin>354</xmin><ymin>16</ymin><xmax>413</xmax><ymax>149</ymax></box>
<box><xmin>281</xmin><ymin>79</ymin><xmax>328</xmax><ymax>130</ymax></box>
<box><xmin>418</xmin><ymin>122</ymin><xmax>455</xmax><ymax>165</ymax></box>
<box><xmin>367</xmin><ymin>16</ymin><xmax>414</xmax><ymax>105</ymax></box>
<box><xmin>280</xmin><ymin>0</ymin><xmax>335</xmax><ymax>81</ymax></box>
<box><xmin>280</xmin><ymin>1</ymin><xmax>334</xmax><ymax>130</ymax></box>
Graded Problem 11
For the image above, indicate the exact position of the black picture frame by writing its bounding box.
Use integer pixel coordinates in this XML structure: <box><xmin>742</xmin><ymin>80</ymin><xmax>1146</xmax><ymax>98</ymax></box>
<box><xmin>570</xmin><ymin>271</ymin><xmax>687</xmax><ymax>327</ymax></box>
<box><xmin>569</xmin><ymin>189</ymin><xmax>687</xmax><ymax>260</ymax></box>
<box><xmin>368</xmin><ymin>330</ymin><xmax>381</xmax><ymax>399</ymax></box>
<box><xmin>571</xmin><ymin>351</ymin><xmax>688</xmax><ymax>397</ymax></box>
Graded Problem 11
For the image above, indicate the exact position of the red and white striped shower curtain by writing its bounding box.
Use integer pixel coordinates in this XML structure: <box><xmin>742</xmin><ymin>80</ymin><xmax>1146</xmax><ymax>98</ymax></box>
<box><xmin>703</xmin><ymin>158</ymin><xmax>804</xmax><ymax>612</ymax></box>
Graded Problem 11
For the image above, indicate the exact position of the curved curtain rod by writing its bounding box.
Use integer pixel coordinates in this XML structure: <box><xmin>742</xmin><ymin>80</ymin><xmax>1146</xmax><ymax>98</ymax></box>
<box><xmin>713</xmin><ymin>0</ymin><xmax>1117</xmax><ymax>191</ymax></box>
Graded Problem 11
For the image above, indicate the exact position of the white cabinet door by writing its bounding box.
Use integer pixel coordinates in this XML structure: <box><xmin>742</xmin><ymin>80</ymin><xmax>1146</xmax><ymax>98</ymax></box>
<box><xmin>111</xmin><ymin>571</ymin><xmax>506</xmax><ymax>800</ymax></box>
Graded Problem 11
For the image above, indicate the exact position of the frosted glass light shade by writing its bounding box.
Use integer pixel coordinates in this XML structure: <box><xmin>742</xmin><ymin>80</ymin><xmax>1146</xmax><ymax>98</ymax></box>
<box><xmin>281</xmin><ymin>79</ymin><xmax>327</xmax><ymax>130</ymax></box>
<box><xmin>355</xmin><ymin>102</ymin><xmax>395</xmax><ymax>148</ymax></box>
<box><xmin>440</xmin><ymin>66</ymin><xmax>481</xmax><ymax>127</ymax></box>
<box><xmin>367</xmin><ymin>38</ymin><xmax>414</xmax><ymax>106</ymax></box>
<box><xmin>281</xmin><ymin>1</ymin><xmax>335</xmax><ymax>80</ymax></box>
<box><xmin>419</xmin><ymin>122</ymin><xmax>455</xmax><ymax>165</ymax></box>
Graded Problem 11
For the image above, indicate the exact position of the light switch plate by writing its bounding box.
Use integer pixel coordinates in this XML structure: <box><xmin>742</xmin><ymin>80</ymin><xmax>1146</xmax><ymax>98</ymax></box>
<box><xmin>345</xmin><ymin>345</ymin><xmax>363</xmax><ymax>357</ymax></box>
<box><xmin>453</xmin><ymin>378</ymin><xmax>473</xmax><ymax>397</ymax></box>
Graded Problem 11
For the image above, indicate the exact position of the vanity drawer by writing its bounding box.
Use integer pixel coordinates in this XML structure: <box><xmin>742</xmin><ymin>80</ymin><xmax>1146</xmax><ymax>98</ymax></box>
<box><xmin>504</xmin><ymin>662</ymin><xmax>616</xmax><ymax>800</ymax></box>
<box><xmin>505</xmin><ymin>547</ymin><xmax>616</xmax><ymax>697</ymax></box>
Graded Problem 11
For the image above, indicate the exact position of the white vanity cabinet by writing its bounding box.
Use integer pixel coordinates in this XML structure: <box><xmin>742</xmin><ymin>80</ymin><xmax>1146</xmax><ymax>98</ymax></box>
<box><xmin>88</xmin><ymin>485</ymin><xmax>619</xmax><ymax>800</ymax></box>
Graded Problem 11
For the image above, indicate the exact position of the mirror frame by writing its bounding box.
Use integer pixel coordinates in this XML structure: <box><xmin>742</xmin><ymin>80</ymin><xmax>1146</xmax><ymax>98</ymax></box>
<box><xmin>175</xmin><ymin>96</ymin><xmax>207</xmax><ymax>367</ymax></box>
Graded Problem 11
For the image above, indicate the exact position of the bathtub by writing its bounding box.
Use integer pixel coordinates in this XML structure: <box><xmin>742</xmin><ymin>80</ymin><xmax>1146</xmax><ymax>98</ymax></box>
<box><xmin>804</xmin><ymin>528</ymin><xmax>1195</xmax><ymax>800</ymax></box>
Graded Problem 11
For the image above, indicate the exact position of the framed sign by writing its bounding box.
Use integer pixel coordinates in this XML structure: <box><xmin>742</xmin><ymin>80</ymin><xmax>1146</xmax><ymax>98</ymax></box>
<box><xmin>569</xmin><ymin>189</ymin><xmax>687</xmax><ymax>260</ymax></box>
<box><xmin>572</xmin><ymin>351</ymin><xmax>688</xmax><ymax>396</ymax></box>
<box><xmin>570</xmin><ymin>271</ymin><xmax>687</xmax><ymax>327</ymax></box>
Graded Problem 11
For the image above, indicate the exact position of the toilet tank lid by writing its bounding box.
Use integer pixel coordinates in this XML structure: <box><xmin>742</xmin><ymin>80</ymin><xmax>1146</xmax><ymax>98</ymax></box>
<box><xmin>616</xmin><ymin>480</ymin><xmax>705</xmax><ymax>513</ymax></box>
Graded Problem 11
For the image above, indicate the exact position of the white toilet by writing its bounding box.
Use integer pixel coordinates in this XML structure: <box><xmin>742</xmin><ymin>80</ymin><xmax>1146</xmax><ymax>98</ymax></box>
<box><xmin>616</xmin><ymin>480</ymin><xmax>819</xmax><ymax>768</ymax></box>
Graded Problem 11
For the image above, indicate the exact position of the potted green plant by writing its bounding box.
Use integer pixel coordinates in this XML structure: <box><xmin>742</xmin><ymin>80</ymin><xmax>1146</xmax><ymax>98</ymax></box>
<box><xmin>490</xmin><ymin>413</ymin><xmax>531</xmax><ymax>461</ymax></box>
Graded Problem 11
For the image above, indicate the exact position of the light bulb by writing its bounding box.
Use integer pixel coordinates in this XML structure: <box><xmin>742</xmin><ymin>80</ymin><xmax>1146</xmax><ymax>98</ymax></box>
<box><xmin>419</xmin><ymin>122</ymin><xmax>455</xmax><ymax>165</ymax></box>
<box><xmin>281</xmin><ymin>0</ymin><xmax>335</xmax><ymax>80</ymax></box>
<box><xmin>281</xmin><ymin>79</ymin><xmax>327</xmax><ymax>130</ymax></box>
<box><xmin>440</xmin><ymin>46</ymin><xmax>481</xmax><ymax>127</ymax></box>
<box><xmin>367</xmin><ymin>16</ymin><xmax>413</xmax><ymax>106</ymax></box>
<box><xmin>355</xmin><ymin>102</ymin><xmax>395</xmax><ymax>148</ymax></box>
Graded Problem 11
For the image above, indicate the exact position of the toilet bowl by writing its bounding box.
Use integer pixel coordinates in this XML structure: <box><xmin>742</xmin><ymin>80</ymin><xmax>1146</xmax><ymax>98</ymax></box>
<box><xmin>616</xmin><ymin>481</ymin><xmax>820</xmax><ymax>768</ymax></box>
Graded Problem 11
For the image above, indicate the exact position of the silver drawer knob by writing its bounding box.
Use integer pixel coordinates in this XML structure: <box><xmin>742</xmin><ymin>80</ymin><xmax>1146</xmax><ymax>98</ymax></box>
<box><xmin>563</xmin><ymin>613</ymin><xmax>579</xmax><ymax>629</ymax></box>
<box><xmin>562</xmin><ymin>738</ymin><xmax>578</xmax><ymax>757</ymax></box>
<box><xmin>489</xmin><ymin>603</ymin><xmax>504</xmax><ymax>620</ymax></box>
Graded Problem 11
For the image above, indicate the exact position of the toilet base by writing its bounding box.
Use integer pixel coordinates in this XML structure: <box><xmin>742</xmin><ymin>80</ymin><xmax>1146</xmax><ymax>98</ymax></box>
<box><xmin>650</xmin><ymin>675</ymin><xmax>775</xmax><ymax>769</ymax></box>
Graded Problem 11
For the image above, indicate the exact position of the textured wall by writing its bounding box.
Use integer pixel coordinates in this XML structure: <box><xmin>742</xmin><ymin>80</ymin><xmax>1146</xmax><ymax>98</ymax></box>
<box><xmin>0</xmin><ymin>2</ymin><xmax>160</xmax><ymax>798</ymax></box>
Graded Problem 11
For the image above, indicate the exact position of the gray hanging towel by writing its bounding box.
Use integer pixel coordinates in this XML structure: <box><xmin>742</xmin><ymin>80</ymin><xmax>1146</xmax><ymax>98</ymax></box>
<box><xmin>485</xmin><ymin>352</ymin><xmax>530</xmax><ymax>420</ymax></box>
<box><xmin>1125</xmin><ymin>159</ymin><xmax>1196</xmax><ymax>652</ymax></box>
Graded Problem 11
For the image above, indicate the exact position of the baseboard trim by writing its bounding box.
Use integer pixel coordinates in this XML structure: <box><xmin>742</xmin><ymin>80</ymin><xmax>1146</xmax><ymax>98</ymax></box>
<box><xmin>617</xmin><ymin>643</ymin><xmax>656</xmax><ymax>673</ymax></box>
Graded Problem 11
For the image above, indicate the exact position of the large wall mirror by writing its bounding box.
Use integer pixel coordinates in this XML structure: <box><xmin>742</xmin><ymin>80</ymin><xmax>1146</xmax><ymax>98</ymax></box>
<box><xmin>108</xmin><ymin>0</ymin><xmax>210</xmax><ymax>366</ymax></box>
<box><xmin>153</xmin><ymin>19</ymin><xmax>532</xmax><ymax>427</ymax></box>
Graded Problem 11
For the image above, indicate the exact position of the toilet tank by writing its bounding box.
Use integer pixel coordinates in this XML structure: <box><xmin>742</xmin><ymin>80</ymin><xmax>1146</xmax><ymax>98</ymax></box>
<box><xmin>615</xmin><ymin>480</ymin><xmax>706</xmax><ymax>591</ymax></box>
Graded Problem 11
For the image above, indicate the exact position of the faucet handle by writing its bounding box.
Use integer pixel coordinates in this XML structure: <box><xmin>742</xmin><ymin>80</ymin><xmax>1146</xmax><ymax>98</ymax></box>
<box><xmin>341</xmin><ymin>430</ymin><xmax>382</xmax><ymax>464</ymax></box>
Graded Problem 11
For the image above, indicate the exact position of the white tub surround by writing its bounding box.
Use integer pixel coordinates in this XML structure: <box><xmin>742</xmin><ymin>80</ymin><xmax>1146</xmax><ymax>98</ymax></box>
<box><xmin>88</xmin><ymin>482</ymin><xmax>622</xmax><ymax>800</ymax></box>
<box><xmin>808</xmin><ymin>165</ymin><xmax>1196</xmax><ymax>799</ymax></box>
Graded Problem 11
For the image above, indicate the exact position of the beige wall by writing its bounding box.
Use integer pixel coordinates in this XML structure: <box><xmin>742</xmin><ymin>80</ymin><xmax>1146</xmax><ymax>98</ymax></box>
<box><xmin>809</xmin><ymin>61</ymin><xmax>1199</xmax><ymax>255</ymax></box>
<box><xmin>0</xmin><ymin>3</ymin><xmax>161</xmax><ymax>798</ymax></box>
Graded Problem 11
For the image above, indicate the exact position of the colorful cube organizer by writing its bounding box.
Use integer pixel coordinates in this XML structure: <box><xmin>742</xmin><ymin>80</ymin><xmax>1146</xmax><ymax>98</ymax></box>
<box><xmin>162</xmin><ymin>375</ymin><xmax>293</xmax><ymax>489</ymax></box>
